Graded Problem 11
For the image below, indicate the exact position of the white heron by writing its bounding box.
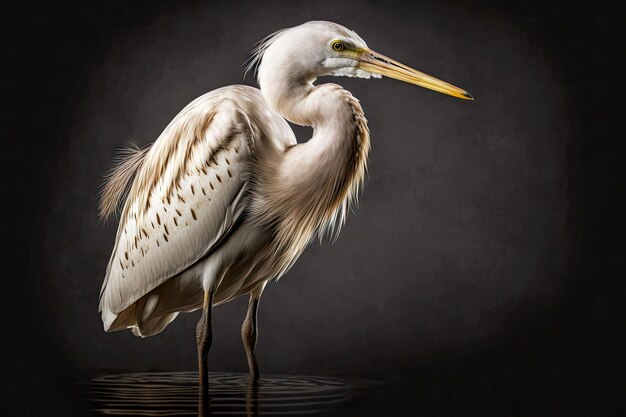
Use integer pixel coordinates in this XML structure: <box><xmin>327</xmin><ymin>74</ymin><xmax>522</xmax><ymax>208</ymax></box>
<box><xmin>98</xmin><ymin>21</ymin><xmax>472</xmax><ymax>387</ymax></box>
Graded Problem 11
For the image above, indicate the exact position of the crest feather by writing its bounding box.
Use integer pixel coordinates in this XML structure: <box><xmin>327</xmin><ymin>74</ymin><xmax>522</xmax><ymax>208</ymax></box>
<box><xmin>243</xmin><ymin>28</ymin><xmax>288</xmax><ymax>81</ymax></box>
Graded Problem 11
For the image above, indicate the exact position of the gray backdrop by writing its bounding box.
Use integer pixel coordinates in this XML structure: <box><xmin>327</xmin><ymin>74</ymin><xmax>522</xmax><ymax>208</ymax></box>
<box><xmin>38</xmin><ymin>0</ymin><xmax>578</xmax><ymax>379</ymax></box>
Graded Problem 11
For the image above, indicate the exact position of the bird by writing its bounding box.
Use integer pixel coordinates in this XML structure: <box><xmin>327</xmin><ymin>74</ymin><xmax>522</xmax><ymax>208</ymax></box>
<box><xmin>98</xmin><ymin>20</ymin><xmax>472</xmax><ymax>387</ymax></box>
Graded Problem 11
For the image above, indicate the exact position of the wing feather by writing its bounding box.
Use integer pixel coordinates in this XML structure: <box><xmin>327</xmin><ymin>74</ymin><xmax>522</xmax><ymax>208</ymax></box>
<box><xmin>99</xmin><ymin>96</ymin><xmax>255</xmax><ymax>330</ymax></box>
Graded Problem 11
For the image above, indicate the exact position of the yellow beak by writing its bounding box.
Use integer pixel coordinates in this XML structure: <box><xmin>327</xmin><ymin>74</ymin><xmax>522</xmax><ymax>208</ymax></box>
<box><xmin>358</xmin><ymin>49</ymin><xmax>473</xmax><ymax>100</ymax></box>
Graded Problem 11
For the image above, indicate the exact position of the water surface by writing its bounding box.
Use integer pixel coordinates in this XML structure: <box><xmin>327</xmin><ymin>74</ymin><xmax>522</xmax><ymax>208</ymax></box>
<box><xmin>80</xmin><ymin>371</ymin><xmax>376</xmax><ymax>416</ymax></box>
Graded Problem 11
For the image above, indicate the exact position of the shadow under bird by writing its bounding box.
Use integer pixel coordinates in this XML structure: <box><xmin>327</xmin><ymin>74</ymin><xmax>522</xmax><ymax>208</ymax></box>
<box><xmin>98</xmin><ymin>21</ymin><xmax>472</xmax><ymax>387</ymax></box>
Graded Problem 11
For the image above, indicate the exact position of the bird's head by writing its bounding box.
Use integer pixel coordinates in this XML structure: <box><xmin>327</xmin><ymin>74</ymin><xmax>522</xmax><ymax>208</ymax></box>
<box><xmin>248</xmin><ymin>21</ymin><xmax>472</xmax><ymax>100</ymax></box>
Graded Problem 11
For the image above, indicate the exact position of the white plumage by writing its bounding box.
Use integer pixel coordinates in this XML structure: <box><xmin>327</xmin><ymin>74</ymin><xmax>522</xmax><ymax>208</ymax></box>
<box><xmin>98</xmin><ymin>21</ymin><xmax>471</xmax><ymax>383</ymax></box>
<box><xmin>99</xmin><ymin>87</ymin><xmax>294</xmax><ymax>335</ymax></box>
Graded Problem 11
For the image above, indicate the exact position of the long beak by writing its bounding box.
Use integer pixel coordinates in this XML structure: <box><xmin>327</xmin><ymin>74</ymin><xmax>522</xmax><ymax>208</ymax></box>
<box><xmin>358</xmin><ymin>49</ymin><xmax>473</xmax><ymax>100</ymax></box>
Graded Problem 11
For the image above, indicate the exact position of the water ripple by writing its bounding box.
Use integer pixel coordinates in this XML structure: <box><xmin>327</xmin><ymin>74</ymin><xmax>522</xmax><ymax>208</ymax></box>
<box><xmin>79</xmin><ymin>371</ymin><xmax>375</xmax><ymax>416</ymax></box>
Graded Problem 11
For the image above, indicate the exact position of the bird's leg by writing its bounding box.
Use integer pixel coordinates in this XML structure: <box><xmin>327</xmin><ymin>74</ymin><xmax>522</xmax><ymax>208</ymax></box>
<box><xmin>196</xmin><ymin>290</ymin><xmax>214</xmax><ymax>389</ymax></box>
<box><xmin>246</xmin><ymin>377</ymin><xmax>259</xmax><ymax>417</ymax></box>
<box><xmin>241</xmin><ymin>293</ymin><xmax>261</xmax><ymax>380</ymax></box>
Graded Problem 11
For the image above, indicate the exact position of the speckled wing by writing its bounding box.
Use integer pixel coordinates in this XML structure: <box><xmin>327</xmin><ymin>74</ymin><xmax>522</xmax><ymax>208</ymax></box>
<box><xmin>99</xmin><ymin>97</ymin><xmax>255</xmax><ymax>331</ymax></box>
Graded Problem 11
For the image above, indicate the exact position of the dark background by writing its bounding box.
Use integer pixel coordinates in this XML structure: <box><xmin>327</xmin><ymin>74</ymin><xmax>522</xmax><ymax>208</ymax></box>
<box><xmin>3</xmin><ymin>0</ymin><xmax>625</xmax><ymax>415</ymax></box>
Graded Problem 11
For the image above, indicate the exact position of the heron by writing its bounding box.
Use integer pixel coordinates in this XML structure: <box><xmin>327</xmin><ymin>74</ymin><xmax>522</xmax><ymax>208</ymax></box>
<box><xmin>98</xmin><ymin>21</ymin><xmax>472</xmax><ymax>387</ymax></box>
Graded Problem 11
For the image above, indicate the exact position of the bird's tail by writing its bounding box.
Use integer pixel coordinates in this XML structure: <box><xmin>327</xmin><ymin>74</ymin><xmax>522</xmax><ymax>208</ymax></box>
<box><xmin>98</xmin><ymin>142</ymin><xmax>152</xmax><ymax>220</ymax></box>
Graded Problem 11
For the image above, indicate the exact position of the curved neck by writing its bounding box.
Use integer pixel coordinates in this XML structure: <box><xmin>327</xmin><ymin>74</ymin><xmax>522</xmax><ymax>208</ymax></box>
<box><xmin>260</xmin><ymin>70</ymin><xmax>362</xmax><ymax>172</ymax></box>
<box><xmin>259</xmin><ymin>62</ymin><xmax>364</xmax><ymax>173</ymax></box>
<box><xmin>255</xmin><ymin>66</ymin><xmax>370</xmax><ymax>248</ymax></box>
<box><xmin>259</xmin><ymin>67</ymin><xmax>318</xmax><ymax>127</ymax></box>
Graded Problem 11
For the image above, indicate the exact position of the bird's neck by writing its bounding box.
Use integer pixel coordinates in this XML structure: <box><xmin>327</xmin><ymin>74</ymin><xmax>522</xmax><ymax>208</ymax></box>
<box><xmin>284</xmin><ymin>82</ymin><xmax>367</xmax><ymax>182</ymax></box>
<box><xmin>256</xmin><ymin>72</ymin><xmax>370</xmax><ymax>247</ymax></box>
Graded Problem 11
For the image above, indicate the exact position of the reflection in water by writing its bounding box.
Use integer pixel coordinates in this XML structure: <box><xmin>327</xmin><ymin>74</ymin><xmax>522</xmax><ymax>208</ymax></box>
<box><xmin>81</xmin><ymin>371</ymin><xmax>373</xmax><ymax>416</ymax></box>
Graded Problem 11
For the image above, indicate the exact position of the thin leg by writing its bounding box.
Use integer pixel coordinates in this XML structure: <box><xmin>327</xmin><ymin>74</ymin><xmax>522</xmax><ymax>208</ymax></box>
<box><xmin>196</xmin><ymin>290</ymin><xmax>214</xmax><ymax>388</ymax></box>
<box><xmin>246</xmin><ymin>378</ymin><xmax>259</xmax><ymax>417</ymax></box>
<box><xmin>241</xmin><ymin>293</ymin><xmax>261</xmax><ymax>379</ymax></box>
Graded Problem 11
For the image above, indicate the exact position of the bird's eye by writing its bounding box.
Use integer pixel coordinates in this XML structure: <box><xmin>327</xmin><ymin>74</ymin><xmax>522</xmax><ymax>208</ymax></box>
<box><xmin>331</xmin><ymin>40</ymin><xmax>345</xmax><ymax>52</ymax></box>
